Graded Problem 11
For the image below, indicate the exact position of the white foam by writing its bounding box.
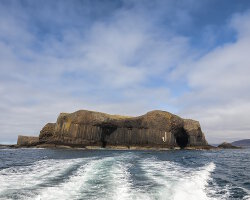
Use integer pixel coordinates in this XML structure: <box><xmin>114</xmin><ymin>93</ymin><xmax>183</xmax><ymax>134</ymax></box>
<box><xmin>139</xmin><ymin>158</ymin><xmax>219</xmax><ymax>200</ymax></box>
<box><xmin>243</xmin><ymin>195</ymin><xmax>250</xmax><ymax>200</ymax></box>
<box><xmin>34</xmin><ymin>154</ymin><xmax>140</xmax><ymax>200</ymax></box>
<box><xmin>0</xmin><ymin>158</ymin><xmax>87</xmax><ymax>199</ymax></box>
<box><xmin>109</xmin><ymin>154</ymin><xmax>151</xmax><ymax>200</ymax></box>
<box><xmin>108</xmin><ymin>158</ymin><xmax>133</xmax><ymax>200</ymax></box>
<box><xmin>33</xmin><ymin>159</ymin><xmax>98</xmax><ymax>200</ymax></box>
<box><xmin>0</xmin><ymin>153</ymin><xmax>236</xmax><ymax>200</ymax></box>
<box><xmin>170</xmin><ymin>163</ymin><xmax>215</xmax><ymax>200</ymax></box>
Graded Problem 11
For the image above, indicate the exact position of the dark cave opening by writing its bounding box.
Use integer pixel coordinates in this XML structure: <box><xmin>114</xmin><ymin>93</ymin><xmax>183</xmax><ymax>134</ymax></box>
<box><xmin>99</xmin><ymin>124</ymin><xmax>117</xmax><ymax>148</ymax></box>
<box><xmin>102</xmin><ymin>141</ymin><xmax>107</xmax><ymax>148</ymax></box>
<box><xmin>175</xmin><ymin>128</ymin><xmax>189</xmax><ymax>149</ymax></box>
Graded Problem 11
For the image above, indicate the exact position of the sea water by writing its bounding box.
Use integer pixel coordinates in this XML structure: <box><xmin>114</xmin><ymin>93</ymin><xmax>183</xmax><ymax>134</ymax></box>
<box><xmin>0</xmin><ymin>148</ymin><xmax>249</xmax><ymax>200</ymax></box>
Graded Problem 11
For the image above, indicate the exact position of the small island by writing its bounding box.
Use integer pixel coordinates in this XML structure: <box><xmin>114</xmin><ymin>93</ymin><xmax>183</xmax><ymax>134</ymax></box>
<box><xmin>16</xmin><ymin>109</ymin><xmax>211</xmax><ymax>150</ymax></box>
<box><xmin>218</xmin><ymin>142</ymin><xmax>241</xmax><ymax>149</ymax></box>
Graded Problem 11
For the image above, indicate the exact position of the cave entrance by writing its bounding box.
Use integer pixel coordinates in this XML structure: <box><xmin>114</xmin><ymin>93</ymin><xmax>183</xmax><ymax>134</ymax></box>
<box><xmin>99</xmin><ymin>124</ymin><xmax>117</xmax><ymax>148</ymax></box>
<box><xmin>102</xmin><ymin>141</ymin><xmax>107</xmax><ymax>148</ymax></box>
<box><xmin>175</xmin><ymin>128</ymin><xmax>189</xmax><ymax>149</ymax></box>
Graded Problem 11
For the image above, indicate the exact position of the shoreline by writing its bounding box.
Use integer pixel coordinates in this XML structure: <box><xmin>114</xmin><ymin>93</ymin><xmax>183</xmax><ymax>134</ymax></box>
<box><xmin>0</xmin><ymin>144</ymin><xmax>218</xmax><ymax>150</ymax></box>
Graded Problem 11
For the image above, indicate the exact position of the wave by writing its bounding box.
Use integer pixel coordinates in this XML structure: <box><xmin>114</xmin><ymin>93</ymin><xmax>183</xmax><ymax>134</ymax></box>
<box><xmin>0</xmin><ymin>158</ymin><xmax>89</xmax><ymax>199</ymax></box>
<box><xmin>31</xmin><ymin>154</ymin><xmax>139</xmax><ymax>200</ymax></box>
<box><xmin>0</xmin><ymin>153</ymin><xmax>234</xmax><ymax>200</ymax></box>
<box><xmin>138</xmin><ymin>157</ymin><xmax>228</xmax><ymax>200</ymax></box>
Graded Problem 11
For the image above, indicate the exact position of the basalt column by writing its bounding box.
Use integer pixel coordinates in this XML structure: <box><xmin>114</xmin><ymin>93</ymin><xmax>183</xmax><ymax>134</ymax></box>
<box><xmin>31</xmin><ymin>110</ymin><xmax>209</xmax><ymax>149</ymax></box>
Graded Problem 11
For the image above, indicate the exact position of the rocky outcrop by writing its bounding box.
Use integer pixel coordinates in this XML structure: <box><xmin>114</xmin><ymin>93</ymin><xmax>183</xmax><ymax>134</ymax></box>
<box><xmin>218</xmin><ymin>142</ymin><xmax>241</xmax><ymax>149</ymax></box>
<box><xmin>183</xmin><ymin>119</ymin><xmax>207</xmax><ymax>147</ymax></box>
<box><xmin>24</xmin><ymin>109</ymin><xmax>208</xmax><ymax>149</ymax></box>
<box><xmin>39</xmin><ymin>123</ymin><xmax>56</xmax><ymax>143</ymax></box>
<box><xmin>17</xmin><ymin>135</ymin><xmax>39</xmax><ymax>146</ymax></box>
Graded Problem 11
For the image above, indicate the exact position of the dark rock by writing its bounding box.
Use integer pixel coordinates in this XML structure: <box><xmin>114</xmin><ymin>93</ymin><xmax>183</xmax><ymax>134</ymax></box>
<box><xmin>218</xmin><ymin>142</ymin><xmax>241</xmax><ymax>149</ymax></box>
<box><xmin>0</xmin><ymin>144</ymin><xmax>17</xmax><ymax>149</ymax></box>
<box><xmin>29</xmin><ymin>109</ymin><xmax>209</xmax><ymax>149</ymax></box>
<box><xmin>39</xmin><ymin>123</ymin><xmax>56</xmax><ymax>143</ymax></box>
<box><xmin>17</xmin><ymin>135</ymin><xmax>39</xmax><ymax>147</ymax></box>
<box><xmin>183</xmin><ymin>119</ymin><xmax>207</xmax><ymax>147</ymax></box>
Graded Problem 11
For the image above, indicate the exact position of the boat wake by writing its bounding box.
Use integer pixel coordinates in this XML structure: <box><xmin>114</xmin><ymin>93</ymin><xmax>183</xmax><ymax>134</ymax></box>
<box><xmin>0</xmin><ymin>153</ymin><xmax>234</xmax><ymax>200</ymax></box>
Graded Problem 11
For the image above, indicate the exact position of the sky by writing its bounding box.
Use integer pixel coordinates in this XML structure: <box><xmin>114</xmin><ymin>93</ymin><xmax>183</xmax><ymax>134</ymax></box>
<box><xmin>0</xmin><ymin>0</ymin><xmax>250</xmax><ymax>144</ymax></box>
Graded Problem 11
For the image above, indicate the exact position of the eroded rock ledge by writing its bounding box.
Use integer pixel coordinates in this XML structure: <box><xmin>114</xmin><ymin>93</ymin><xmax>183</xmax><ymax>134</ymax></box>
<box><xmin>17</xmin><ymin>110</ymin><xmax>209</xmax><ymax>149</ymax></box>
<box><xmin>17</xmin><ymin>135</ymin><xmax>39</xmax><ymax>146</ymax></box>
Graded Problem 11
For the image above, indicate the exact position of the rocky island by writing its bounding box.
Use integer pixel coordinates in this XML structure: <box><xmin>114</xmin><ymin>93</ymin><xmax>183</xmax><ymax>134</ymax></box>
<box><xmin>218</xmin><ymin>142</ymin><xmax>241</xmax><ymax>149</ymax></box>
<box><xmin>17</xmin><ymin>110</ymin><xmax>210</xmax><ymax>149</ymax></box>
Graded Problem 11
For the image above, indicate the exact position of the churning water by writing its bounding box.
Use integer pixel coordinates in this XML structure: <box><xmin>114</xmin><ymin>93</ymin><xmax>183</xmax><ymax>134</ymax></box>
<box><xmin>0</xmin><ymin>148</ymin><xmax>249</xmax><ymax>200</ymax></box>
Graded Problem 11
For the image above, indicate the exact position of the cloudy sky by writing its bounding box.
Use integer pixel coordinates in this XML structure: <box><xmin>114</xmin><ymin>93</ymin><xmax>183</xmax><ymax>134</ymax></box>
<box><xmin>1</xmin><ymin>0</ymin><xmax>250</xmax><ymax>144</ymax></box>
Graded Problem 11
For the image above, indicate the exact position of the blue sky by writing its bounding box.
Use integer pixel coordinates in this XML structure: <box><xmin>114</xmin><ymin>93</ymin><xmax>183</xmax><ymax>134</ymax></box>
<box><xmin>1</xmin><ymin>0</ymin><xmax>250</xmax><ymax>144</ymax></box>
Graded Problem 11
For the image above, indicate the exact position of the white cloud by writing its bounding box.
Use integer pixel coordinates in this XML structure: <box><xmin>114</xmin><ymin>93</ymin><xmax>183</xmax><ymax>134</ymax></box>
<box><xmin>0</xmin><ymin>1</ymin><xmax>190</xmax><ymax>143</ymax></box>
<box><xmin>176</xmin><ymin>11</ymin><xmax>250</xmax><ymax>143</ymax></box>
<box><xmin>0</xmin><ymin>1</ymin><xmax>250</xmax><ymax>144</ymax></box>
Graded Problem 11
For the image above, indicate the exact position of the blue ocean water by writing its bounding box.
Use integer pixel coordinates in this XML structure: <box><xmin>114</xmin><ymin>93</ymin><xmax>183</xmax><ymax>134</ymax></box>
<box><xmin>0</xmin><ymin>148</ymin><xmax>249</xmax><ymax>200</ymax></box>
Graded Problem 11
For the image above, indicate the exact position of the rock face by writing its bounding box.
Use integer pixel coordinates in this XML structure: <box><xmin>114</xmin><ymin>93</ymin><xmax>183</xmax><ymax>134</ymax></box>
<box><xmin>17</xmin><ymin>135</ymin><xmax>39</xmax><ymax>146</ymax></box>
<box><xmin>39</xmin><ymin>123</ymin><xmax>56</xmax><ymax>143</ymax></box>
<box><xmin>36</xmin><ymin>110</ymin><xmax>208</xmax><ymax>149</ymax></box>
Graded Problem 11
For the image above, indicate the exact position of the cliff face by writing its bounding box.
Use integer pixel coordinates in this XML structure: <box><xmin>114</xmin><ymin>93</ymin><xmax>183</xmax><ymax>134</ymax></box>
<box><xmin>17</xmin><ymin>135</ymin><xmax>39</xmax><ymax>146</ymax></box>
<box><xmin>39</xmin><ymin>123</ymin><xmax>56</xmax><ymax>143</ymax></box>
<box><xmin>37</xmin><ymin>110</ymin><xmax>208</xmax><ymax>149</ymax></box>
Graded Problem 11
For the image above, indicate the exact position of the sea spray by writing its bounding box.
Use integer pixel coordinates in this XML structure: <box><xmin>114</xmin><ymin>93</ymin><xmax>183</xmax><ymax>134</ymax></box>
<box><xmin>0</xmin><ymin>149</ymin><xmax>249</xmax><ymax>200</ymax></box>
